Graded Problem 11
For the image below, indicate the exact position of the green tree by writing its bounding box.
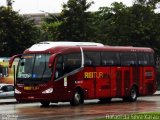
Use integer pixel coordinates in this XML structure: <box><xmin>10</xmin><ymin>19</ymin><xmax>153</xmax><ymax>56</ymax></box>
<box><xmin>40</xmin><ymin>13</ymin><xmax>62</xmax><ymax>41</ymax></box>
<box><xmin>6</xmin><ymin>0</ymin><xmax>14</xmax><ymax>7</ymax></box>
<box><xmin>94</xmin><ymin>2</ymin><xmax>160</xmax><ymax>54</ymax></box>
<box><xmin>58</xmin><ymin>0</ymin><xmax>94</xmax><ymax>41</ymax></box>
<box><xmin>134</xmin><ymin>0</ymin><xmax>160</xmax><ymax>8</ymax></box>
<box><xmin>41</xmin><ymin>21</ymin><xmax>62</xmax><ymax>41</ymax></box>
<box><xmin>94</xmin><ymin>2</ymin><xmax>130</xmax><ymax>45</ymax></box>
<box><xmin>0</xmin><ymin>6</ymin><xmax>39</xmax><ymax>56</ymax></box>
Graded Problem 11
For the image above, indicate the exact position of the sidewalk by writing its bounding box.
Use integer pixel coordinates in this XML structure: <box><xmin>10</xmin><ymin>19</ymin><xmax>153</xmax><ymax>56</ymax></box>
<box><xmin>154</xmin><ymin>91</ymin><xmax>160</xmax><ymax>95</ymax></box>
<box><xmin>0</xmin><ymin>98</ymin><xmax>17</xmax><ymax>105</ymax></box>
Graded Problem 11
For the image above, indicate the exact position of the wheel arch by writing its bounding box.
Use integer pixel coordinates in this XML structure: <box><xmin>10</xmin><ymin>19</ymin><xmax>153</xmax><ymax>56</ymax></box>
<box><xmin>75</xmin><ymin>86</ymin><xmax>84</xmax><ymax>97</ymax></box>
<box><xmin>70</xmin><ymin>86</ymin><xmax>84</xmax><ymax>106</ymax></box>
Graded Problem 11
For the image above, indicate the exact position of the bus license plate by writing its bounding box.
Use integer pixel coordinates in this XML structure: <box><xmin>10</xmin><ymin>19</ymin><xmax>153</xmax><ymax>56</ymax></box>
<box><xmin>24</xmin><ymin>86</ymin><xmax>39</xmax><ymax>90</ymax></box>
<box><xmin>24</xmin><ymin>86</ymin><xmax>31</xmax><ymax>90</ymax></box>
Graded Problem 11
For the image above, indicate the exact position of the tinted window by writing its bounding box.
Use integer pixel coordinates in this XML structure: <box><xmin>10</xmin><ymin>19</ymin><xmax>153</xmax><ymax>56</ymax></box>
<box><xmin>64</xmin><ymin>53</ymin><xmax>81</xmax><ymax>73</ymax></box>
<box><xmin>101</xmin><ymin>52</ymin><xmax>120</xmax><ymax>65</ymax></box>
<box><xmin>1</xmin><ymin>86</ymin><xmax>7</xmax><ymax>92</ymax></box>
<box><xmin>148</xmin><ymin>53</ymin><xmax>155</xmax><ymax>65</ymax></box>
<box><xmin>0</xmin><ymin>85</ymin><xmax>13</xmax><ymax>92</ymax></box>
<box><xmin>137</xmin><ymin>53</ymin><xmax>154</xmax><ymax>66</ymax></box>
<box><xmin>121</xmin><ymin>52</ymin><xmax>137</xmax><ymax>66</ymax></box>
<box><xmin>7</xmin><ymin>85</ymin><xmax>14</xmax><ymax>91</ymax></box>
<box><xmin>54</xmin><ymin>53</ymin><xmax>81</xmax><ymax>79</ymax></box>
<box><xmin>84</xmin><ymin>52</ymin><xmax>101</xmax><ymax>66</ymax></box>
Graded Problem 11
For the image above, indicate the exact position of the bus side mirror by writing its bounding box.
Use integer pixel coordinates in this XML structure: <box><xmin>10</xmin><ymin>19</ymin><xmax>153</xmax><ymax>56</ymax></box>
<box><xmin>49</xmin><ymin>54</ymin><xmax>57</xmax><ymax>68</ymax></box>
<box><xmin>9</xmin><ymin>54</ymin><xmax>21</xmax><ymax>68</ymax></box>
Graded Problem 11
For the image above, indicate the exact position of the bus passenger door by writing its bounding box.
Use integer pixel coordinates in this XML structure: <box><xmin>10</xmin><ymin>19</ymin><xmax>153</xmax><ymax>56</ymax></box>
<box><xmin>115</xmin><ymin>67</ymin><xmax>122</xmax><ymax>96</ymax></box>
<box><xmin>116</xmin><ymin>66</ymin><xmax>132</xmax><ymax>97</ymax></box>
<box><xmin>53</xmin><ymin>51</ymin><xmax>83</xmax><ymax>101</ymax></box>
<box><xmin>95</xmin><ymin>67</ymin><xmax>111</xmax><ymax>98</ymax></box>
<box><xmin>52</xmin><ymin>55</ymin><xmax>66</xmax><ymax>100</ymax></box>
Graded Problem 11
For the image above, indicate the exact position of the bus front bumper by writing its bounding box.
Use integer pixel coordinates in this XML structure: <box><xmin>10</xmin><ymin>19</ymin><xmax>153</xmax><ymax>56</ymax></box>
<box><xmin>15</xmin><ymin>93</ymin><xmax>53</xmax><ymax>102</ymax></box>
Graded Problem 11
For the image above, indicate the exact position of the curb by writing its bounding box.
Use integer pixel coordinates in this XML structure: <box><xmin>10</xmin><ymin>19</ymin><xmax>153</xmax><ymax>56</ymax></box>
<box><xmin>0</xmin><ymin>98</ymin><xmax>17</xmax><ymax>105</ymax></box>
<box><xmin>153</xmin><ymin>90</ymin><xmax>160</xmax><ymax>96</ymax></box>
<box><xmin>0</xmin><ymin>101</ymin><xmax>18</xmax><ymax>105</ymax></box>
<box><xmin>153</xmin><ymin>93</ymin><xmax>160</xmax><ymax>96</ymax></box>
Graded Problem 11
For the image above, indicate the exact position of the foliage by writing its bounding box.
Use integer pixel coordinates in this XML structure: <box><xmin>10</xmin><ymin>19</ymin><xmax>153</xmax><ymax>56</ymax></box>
<box><xmin>58</xmin><ymin>0</ymin><xmax>94</xmax><ymax>41</ymax></box>
<box><xmin>0</xmin><ymin>6</ymin><xmax>39</xmax><ymax>56</ymax></box>
<box><xmin>6</xmin><ymin>0</ymin><xmax>14</xmax><ymax>7</ymax></box>
<box><xmin>39</xmin><ymin>0</ymin><xmax>160</xmax><ymax>54</ymax></box>
<box><xmin>93</xmin><ymin>2</ymin><xmax>160</xmax><ymax>54</ymax></box>
<box><xmin>40</xmin><ymin>13</ymin><xmax>62</xmax><ymax>41</ymax></box>
<box><xmin>1</xmin><ymin>0</ymin><xmax>160</xmax><ymax>56</ymax></box>
<box><xmin>134</xmin><ymin>0</ymin><xmax>160</xmax><ymax>8</ymax></box>
<box><xmin>93</xmin><ymin>2</ymin><xmax>130</xmax><ymax>45</ymax></box>
<box><xmin>41</xmin><ymin>21</ymin><xmax>62</xmax><ymax>41</ymax></box>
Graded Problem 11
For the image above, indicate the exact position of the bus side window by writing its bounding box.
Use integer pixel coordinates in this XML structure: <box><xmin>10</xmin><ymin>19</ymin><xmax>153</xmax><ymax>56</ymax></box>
<box><xmin>101</xmin><ymin>52</ymin><xmax>119</xmax><ymax>66</ymax></box>
<box><xmin>84</xmin><ymin>51</ymin><xmax>101</xmax><ymax>66</ymax></box>
<box><xmin>101</xmin><ymin>60</ymin><xmax>114</xmax><ymax>65</ymax></box>
<box><xmin>84</xmin><ymin>60</ymin><xmax>92</xmax><ymax>66</ymax></box>
<box><xmin>148</xmin><ymin>53</ymin><xmax>155</xmax><ymax>66</ymax></box>
<box><xmin>137</xmin><ymin>53</ymin><xmax>154</xmax><ymax>66</ymax></box>
<box><xmin>63</xmin><ymin>53</ymin><xmax>81</xmax><ymax>73</ymax></box>
<box><xmin>120</xmin><ymin>52</ymin><xmax>137</xmax><ymax>66</ymax></box>
<box><xmin>137</xmin><ymin>53</ymin><xmax>149</xmax><ymax>66</ymax></box>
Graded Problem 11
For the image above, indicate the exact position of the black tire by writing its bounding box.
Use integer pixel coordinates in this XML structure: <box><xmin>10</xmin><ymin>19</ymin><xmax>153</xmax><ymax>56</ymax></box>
<box><xmin>70</xmin><ymin>91</ymin><xmax>83</xmax><ymax>106</ymax></box>
<box><xmin>128</xmin><ymin>87</ymin><xmax>138</xmax><ymax>102</ymax></box>
<box><xmin>40</xmin><ymin>101</ymin><xmax>50</xmax><ymax>107</ymax></box>
<box><xmin>99</xmin><ymin>98</ymin><xmax>111</xmax><ymax>103</ymax></box>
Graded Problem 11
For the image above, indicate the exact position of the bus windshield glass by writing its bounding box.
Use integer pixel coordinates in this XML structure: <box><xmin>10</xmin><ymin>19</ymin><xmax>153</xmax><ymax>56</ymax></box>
<box><xmin>17</xmin><ymin>54</ymin><xmax>51</xmax><ymax>83</ymax></box>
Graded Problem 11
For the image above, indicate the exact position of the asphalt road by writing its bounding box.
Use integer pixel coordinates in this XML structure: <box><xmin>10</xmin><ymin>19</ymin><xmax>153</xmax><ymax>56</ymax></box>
<box><xmin>0</xmin><ymin>96</ymin><xmax>160</xmax><ymax>120</ymax></box>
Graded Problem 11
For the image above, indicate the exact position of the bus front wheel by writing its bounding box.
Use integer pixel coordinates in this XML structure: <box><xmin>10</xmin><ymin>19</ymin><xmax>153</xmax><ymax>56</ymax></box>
<box><xmin>70</xmin><ymin>90</ymin><xmax>83</xmax><ymax>106</ymax></box>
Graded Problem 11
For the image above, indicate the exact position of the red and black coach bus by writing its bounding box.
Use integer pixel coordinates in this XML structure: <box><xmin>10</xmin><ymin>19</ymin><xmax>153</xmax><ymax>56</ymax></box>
<box><xmin>9</xmin><ymin>42</ymin><xmax>156</xmax><ymax>106</ymax></box>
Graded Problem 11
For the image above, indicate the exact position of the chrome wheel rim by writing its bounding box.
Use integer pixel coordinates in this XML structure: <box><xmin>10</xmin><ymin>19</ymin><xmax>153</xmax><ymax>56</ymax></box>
<box><xmin>131</xmin><ymin>89</ymin><xmax>136</xmax><ymax>100</ymax></box>
<box><xmin>75</xmin><ymin>93</ymin><xmax>80</xmax><ymax>104</ymax></box>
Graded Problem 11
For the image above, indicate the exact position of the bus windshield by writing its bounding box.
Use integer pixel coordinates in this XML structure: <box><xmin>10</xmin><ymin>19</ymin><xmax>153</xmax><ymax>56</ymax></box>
<box><xmin>17</xmin><ymin>54</ymin><xmax>51</xmax><ymax>83</ymax></box>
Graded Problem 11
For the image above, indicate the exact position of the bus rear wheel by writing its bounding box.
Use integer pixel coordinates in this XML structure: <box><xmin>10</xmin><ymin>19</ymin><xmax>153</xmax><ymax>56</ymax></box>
<box><xmin>41</xmin><ymin>101</ymin><xmax>50</xmax><ymax>107</ymax></box>
<box><xmin>129</xmin><ymin>87</ymin><xmax>138</xmax><ymax>102</ymax></box>
<box><xmin>124</xmin><ymin>87</ymin><xmax>138</xmax><ymax>102</ymax></box>
<box><xmin>70</xmin><ymin>91</ymin><xmax>83</xmax><ymax>106</ymax></box>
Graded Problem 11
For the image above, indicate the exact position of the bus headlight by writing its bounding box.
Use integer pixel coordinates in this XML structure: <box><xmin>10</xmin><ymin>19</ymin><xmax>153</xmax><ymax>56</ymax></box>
<box><xmin>42</xmin><ymin>88</ymin><xmax>53</xmax><ymax>94</ymax></box>
<box><xmin>15</xmin><ymin>89</ymin><xmax>21</xmax><ymax>94</ymax></box>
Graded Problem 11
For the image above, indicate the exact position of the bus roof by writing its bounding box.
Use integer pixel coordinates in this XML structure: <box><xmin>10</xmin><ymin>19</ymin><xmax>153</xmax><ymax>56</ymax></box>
<box><xmin>81</xmin><ymin>46</ymin><xmax>154</xmax><ymax>53</ymax></box>
<box><xmin>49</xmin><ymin>46</ymin><xmax>154</xmax><ymax>53</ymax></box>
<box><xmin>24</xmin><ymin>42</ymin><xmax>154</xmax><ymax>54</ymax></box>
<box><xmin>28</xmin><ymin>41</ymin><xmax>104</xmax><ymax>52</ymax></box>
